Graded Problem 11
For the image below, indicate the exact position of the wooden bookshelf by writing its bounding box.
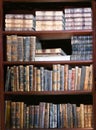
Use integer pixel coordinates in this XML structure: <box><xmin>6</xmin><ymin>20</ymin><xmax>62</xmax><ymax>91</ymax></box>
<box><xmin>0</xmin><ymin>0</ymin><xmax>96</xmax><ymax>130</ymax></box>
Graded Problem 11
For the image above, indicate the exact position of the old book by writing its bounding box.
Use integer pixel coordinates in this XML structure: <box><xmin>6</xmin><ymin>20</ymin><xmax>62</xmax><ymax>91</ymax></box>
<box><xmin>24</xmin><ymin>66</ymin><xmax>29</xmax><ymax>91</ymax></box>
<box><xmin>44</xmin><ymin>103</ymin><xmax>50</xmax><ymax>128</ymax></box>
<box><xmin>15</xmin><ymin>102</ymin><xmax>21</xmax><ymax>128</ymax></box>
<box><xmin>80</xmin><ymin>66</ymin><xmax>86</xmax><ymax>90</ymax></box>
<box><xmin>68</xmin><ymin>69</ymin><xmax>72</xmax><ymax>90</ymax></box>
<box><xmin>29</xmin><ymin>105</ymin><xmax>34</xmax><ymax>128</ymax></box>
<box><xmin>57</xmin><ymin>104</ymin><xmax>61</xmax><ymax>128</ymax></box>
<box><xmin>77</xmin><ymin>67</ymin><xmax>81</xmax><ymax>90</ymax></box>
<box><xmin>34</xmin><ymin>105</ymin><xmax>39</xmax><ymax>128</ymax></box>
<box><xmin>36</xmin><ymin>68</ymin><xmax>41</xmax><ymax>91</ymax></box>
<box><xmin>76</xmin><ymin>106</ymin><xmax>81</xmax><ymax>128</ymax></box>
<box><xmin>13</xmin><ymin>66</ymin><xmax>19</xmax><ymax>92</ymax></box>
<box><xmin>5</xmin><ymin>100</ymin><xmax>11</xmax><ymax>128</ymax></box>
<box><xmin>5</xmin><ymin>66</ymin><xmax>11</xmax><ymax>91</ymax></box>
<box><xmin>30</xmin><ymin>36</ymin><xmax>36</xmax><ymax>61</ymax></box>
<box><xmin>71</xmin><ymin>68</ymin><xmax>76</xmax><ymax>90</ymax></box>
<box><xmin>35</xmin><ymin>55</ymin><xmax>70</xmax><ymax>61</ymax></box>
<box><xmin>72</xmin><ymin>104</ymin><xmax>77</xmax><ymax>128</ymax></box>
<box><xmin>11</xmin><ymin>35</ymin><xmax>18</xmax><ymax>61</ymax></box>
<box><xmin>6</xmin><ymin>35</ymin><xmax>12</xmax><ymax>61</ymax></box>
<box><xmin>29</xmin><ymin>65</ymin><xmax>34</xmax><ymax>91</ymax></box>
<box><xmin>57</xmin><ymin>64</ymin><xmax>61</xmax><ymax>91</ymax></box>
<box><xmin>33</xmin><ymin>67</ymin><xmax>37</xmax><ymax>91</ymax></box>
<box><xmin>26</xmin><ymin>106</ymin><xmax>30</xmax><ymax>128</ymax></box>
<box><xmin>49</xmin><ymin>103</ymin><xmax>53</xmax><ymax>128</ymax></box>
<box><xmin>53</xmin><ymin>104</ymin><xmax>57</xmax><ymax>128</ymax></box>
<box><xmin>19</xmin><ymin>65</ymin><xmax>24</xmax><ymax>91</ymax></box>
<box><xmin>40</xmin><ymin>67</ymin><xmax>45</xmax><ymax>91</ymax></box>
<box><xmin>87</xmin><ymin>105</ymin><xmax>93</xmax><ymax>128</ymax></box>
<box><xmin>44</xmin><ymin>69</ymin><xmax>49</xmax><ymax>91</ymax></box>
<box><xmin>23</xmin><ymin>104</ymin><xmax>27</xmax><ymax>128</ymax></box>
<box><xmin>36</xmin><ymin>48</ymin><xmax>66</xmax><ymax>56</ymax></box>
<box><xmin>52</xmin><ymin>65</ymin><xmax>58</xmax><ymax>91</ymax></box>
<box><xmin>88</xmin><ymin>65</ymin><xmax>93</xmax><ymax>90</ymax></box>
<box><xmin>11</xmin><ymin>102</ymin><xmax>16</xmax><ymax>128</ymax></box>
<box><xmin>60</xmin><ymin>65</ymin><xmax>64</xmax><ymax>91</ymax></box>
<box><xmin>84</xmin><ymin>66</ymin><xmax>90</xmax><ymax>90</ymax></box>
<box><xmin>10</xmin><ymin>66</ymin><xmax>15</xmax><ymax>91</ymax></box>
<box><xmin>47</xmin><ymin>70</ymin><xmax>53</xmax><ymax>91</ymax></box>
<box><xmin>84</xmin><ymin>105</ymin><xmax>88</xmax><ymax>128</ymax></box>
<box><xmin>39</xmin><ymin>102</ymin><xmax>46</xmax><ymax>128</ymax></box>
<box><xmin>17</xmin><ymin>36</ymin><xmax>24</xmax><ymax>61</ymax></box>
<box><xmin>64</xmin><ymin>64</ymin><xmax>69</xmax><ymax>90</ymax></box>
<box><xmin>23</xmin><ymin>36</ymin><xmax>30</xmax><ymax>61</ymax></box>
<box><xmin>80</xmin><ymin>104</ymin><xmax>84</xmax><ymax>128</ymax></box>
<box><xmin>20</xmin><ymin>102</ymin><xmax>24</xmax><ymax>128</ymax></box>
<box><xmin>15</xmin><ymin>66</ymin><xmax>19</xmax><ymax>91</ymax></box>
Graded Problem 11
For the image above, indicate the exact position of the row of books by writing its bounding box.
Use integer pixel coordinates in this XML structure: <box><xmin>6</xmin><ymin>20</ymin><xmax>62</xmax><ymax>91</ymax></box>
<box><xmin>64</xmin><ymin>8</ymin><xmax>92</xmax><ymax>30</ymax></box>
<box><xmin>5</xmin><ymin>14</ymin><xmax>35</xmax><ymax>31</ymax></box>
<box><xmin>71</xmin><ymin>35</ymin><xmax>93</xmax><ymax>60</ymax></box>
<box><xmin>5</xmin><ymin>7</ymin><xmax>92</xmax><ymax>31</ymax></box>
<box><xmin>5</xmin><ymin>101</ymin><xmax>93</xmax><ymax>128</ymax></box>
<box><xmin>5</xmin><ymin>64</ymin><xmax>92</xmax><ymax>92</ymax></box>
<box><xmin>6</xmin><ymin>35</ymin><xmax>39</xmax><ymax>61</ymax></box>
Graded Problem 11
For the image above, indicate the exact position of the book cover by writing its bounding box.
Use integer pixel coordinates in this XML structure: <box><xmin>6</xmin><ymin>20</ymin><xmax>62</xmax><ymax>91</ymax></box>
<box><xmin>36</xmin><ymin>48</ymin><xmax>66</xmax><ymax>56</ymax></box>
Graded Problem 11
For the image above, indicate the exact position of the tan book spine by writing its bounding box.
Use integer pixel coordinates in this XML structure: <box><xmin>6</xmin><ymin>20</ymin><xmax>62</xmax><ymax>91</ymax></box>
<box><xmin>80</xmin><ymin>104</ymin><xmax>84</xmax><ymax>128</ymax></box>
<box><xmin>20</xmin><ymin>102</ymin><xmax>24</xmax><ymax>128</ymax></box>
<box><xmin>36</xmin><ymin>68</ymin><xmax>41</xmax><ymax>91</ymax></box>
<box><xmin>6</xmin><ymin>35</ymin><xmax>12</xmax><ymax>61</ymax></box>
<box><xmin>84</xmin><ymin>66</ymin><xmax>90</xmax><ymax>90</ymax></box>
<box><xmin>64</xmin><ymin>64</ymin><xmax>69</xmax><ymax>90</ymax></box>
<box><xmin>84</xmin><ymin>105</ymin><xmax>88</xmax><ymax>128</ymax></box>
<box><xmin>52</xmin><ymin>64</ymin><xmax>58</xmax><ymax>91</ymax></box>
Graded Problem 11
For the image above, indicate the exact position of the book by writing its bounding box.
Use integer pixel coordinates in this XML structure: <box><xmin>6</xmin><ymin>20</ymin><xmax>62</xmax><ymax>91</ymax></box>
<box><xmin>35</xmin><ymin>55</ymin><xmax>70</xmax><ymax>61</ymax></box>
<box><xmin>36</xmin><ymin>48</ymin><xmax>66</xmax><ymax>56</ymax></box>
<box><xmin>5</xmin><ymin>100</ymin><xmax>11</xmax><ymax>128</ymax></box>
<box><xmin>5</xmin><ymin>66</ymin><xmax>11</xmax><ymax>91</ymax></box>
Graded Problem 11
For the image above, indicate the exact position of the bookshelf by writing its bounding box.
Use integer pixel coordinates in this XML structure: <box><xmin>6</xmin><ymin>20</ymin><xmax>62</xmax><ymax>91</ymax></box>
<box><xmin>0</xmin><ymin>0</ymin><xmax>96</xmax><ymax>130</ymax></box>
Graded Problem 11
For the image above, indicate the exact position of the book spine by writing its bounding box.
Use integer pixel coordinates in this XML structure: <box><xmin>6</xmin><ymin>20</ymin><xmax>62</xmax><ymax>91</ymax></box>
<box><xmin>29</xmin><ymin>105</ymin><xmax>34</xmax><ymax>128</ymax></box>
<box><xmin>29</xmin><ymin>65</ymin><xmax>34</xmax><ymax>91</ymax></box>
<box><xmin>17</xmin><ymin>36</ymin><xmax>24</xmax><ymax>61</ymax></box>
<box><xmin>11</xmin><ymin>102</ymin><xmax>16</xmax><ymax>128</ymax></box>
<box><xmin>6</xmin><ymin>36</ymin><xmax>12</xmax><ymax>61</ymax></box>
<box><xmin>30</xmin><ymin>36</ymin><xmax>36</xmax><ymax>61</ymax></box>
<box><xmin>23</xmin><ymin>37</ymin><xmax>30</xmax><ymax>61</ymax></box>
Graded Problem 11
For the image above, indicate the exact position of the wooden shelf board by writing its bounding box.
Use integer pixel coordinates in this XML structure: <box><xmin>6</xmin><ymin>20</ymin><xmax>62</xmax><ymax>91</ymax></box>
<box><xmin>3</xmin><ymin>0</ymin><xmax>91</xmax><ymax>3</ymax></box>
<box><xmin>3</xmin><ymin>30</ymin><xmax>92</xmax><ymax>40</ymax></box>
<box><xmin>5</xmin><ymin>90</ymin><xmax>92</xmax><ymax>96</ymax></box>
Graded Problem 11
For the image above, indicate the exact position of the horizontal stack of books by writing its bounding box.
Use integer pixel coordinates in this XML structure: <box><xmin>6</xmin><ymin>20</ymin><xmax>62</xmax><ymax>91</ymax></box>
<box><xmin>36</xmin><ymin>11</ymin><xmax>65</xmax><ymax>31</ymax></box>
<box><xmin>64</xmin><ymin>8</ymin><xmax>92</xmax><ymax>30</ymax></box>
<box><xmin>35</xmin><ymin>48</ymin><xmax>70</xmax><ymax>61</ymax></box>
<box><xmin>71</xmin><ymin>35</ymin><xmax>93</xmax><ymax>60</ymax></box>
<box><xmin>5</xmin><ymin>14</ymin><xmax>36</xmax><ymax>31</ymax></box>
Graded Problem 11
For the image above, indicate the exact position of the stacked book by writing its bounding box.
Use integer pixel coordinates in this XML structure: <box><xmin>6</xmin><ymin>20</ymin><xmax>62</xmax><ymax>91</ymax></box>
<box><xmin>36</xmin><ymin>11</ymin><xmax>65</xmax><ymax>31</ymax></box>
<box><xmin>64</xmin><ymin>8</ymin><xmax>92</xmax><ymax>30</ymax></box>
<box><xmin>35</xmin><ymin>48</ymin><xmax>70</xmax><ymax>61</ymax></box>
<box><xmin>71</xmin><ymin>35</ymin><xmax>93</xmax><ymax>60</ymax></box>
<box><xmin>5</xmin><ymin>14</ymin><xmax>36</xmax><ymax>31</ymax></box>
